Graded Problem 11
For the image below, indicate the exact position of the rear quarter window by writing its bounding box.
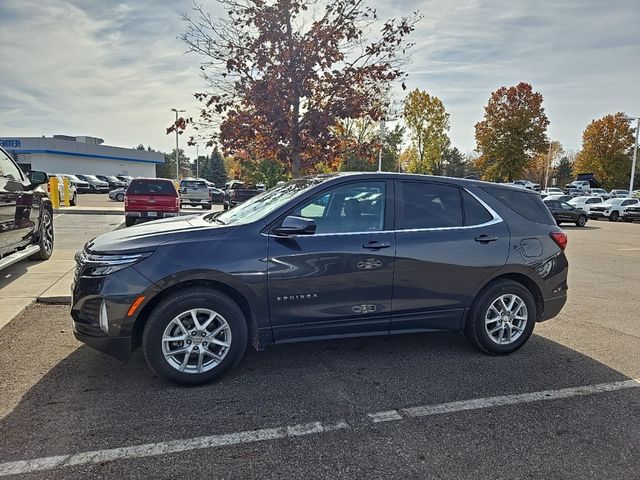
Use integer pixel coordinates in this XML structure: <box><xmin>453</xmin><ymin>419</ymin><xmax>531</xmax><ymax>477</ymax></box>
<box><xmin>127</xmin><ymin>180</ymin><xmax>176</xmax><ymax>195</ymax></box>
<box><xmin>481</xmin><ymin>186</ymin><xmax>556</xmax><ymax>225</ymax></box>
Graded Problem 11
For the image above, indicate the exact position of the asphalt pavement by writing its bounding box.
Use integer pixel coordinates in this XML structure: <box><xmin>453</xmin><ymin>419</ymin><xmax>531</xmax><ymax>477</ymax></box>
<box><xmin>0</xmin><ymin>219</ymin><xmax>639</xmax><ymax>479</ymax></box>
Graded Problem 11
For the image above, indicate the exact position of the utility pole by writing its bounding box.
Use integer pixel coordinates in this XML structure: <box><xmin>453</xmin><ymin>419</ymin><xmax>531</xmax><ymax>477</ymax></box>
<box><xmin>544</xmin><ymin>142</ymin><xmax>553</xmax><ymax>191</ymax></box>
<box><xmin>623</xmin><ymin>116</ymin><xmax>639</xmax><ymax>194</ymax></box>
<box><xmin>196</xmin><ymin>144</ymin><xmax>199</xmax><ymax>178</ymax></box>
<box><xmin>171</xmin><ymin>108</ymin><xmax>185</xmax><ymax>180</ymax></box>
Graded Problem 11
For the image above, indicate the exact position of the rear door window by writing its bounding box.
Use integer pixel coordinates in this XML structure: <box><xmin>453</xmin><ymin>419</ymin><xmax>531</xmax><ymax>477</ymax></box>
<box><xmin>397</xmin><ymin>182</ymin><xmax>463</xmax><ymax>229</ymax></box>
<box><xmin>127</xmin><ymin>180</ymin><xmax>176</xmax><ymax>195</ymax></box>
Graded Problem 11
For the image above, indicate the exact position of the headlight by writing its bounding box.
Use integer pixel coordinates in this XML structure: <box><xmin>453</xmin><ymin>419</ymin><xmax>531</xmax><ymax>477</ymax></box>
<box><xmin>81</xmin><ymin>252</ymin><xmax>152</xmax><ymax>276</ymax></box>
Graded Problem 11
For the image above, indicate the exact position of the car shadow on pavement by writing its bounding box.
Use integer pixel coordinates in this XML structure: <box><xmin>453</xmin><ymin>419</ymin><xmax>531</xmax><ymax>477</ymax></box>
<box><xmin>0</xmin><ymin>325</ymin><xmax>634</xmax><ymax>462</ymax></box>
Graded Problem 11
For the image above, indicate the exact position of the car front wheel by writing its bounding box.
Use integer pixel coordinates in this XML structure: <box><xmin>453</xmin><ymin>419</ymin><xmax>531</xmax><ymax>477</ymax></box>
<box><xmin>30</xmin><ymin>208</ymin><xmax>54</xmax><ymax>260</ymax></box>
<box><xmin>142</xmin><ymin>288</ymin><xmax>247</xmax><ymax>385</ymax></box>
<box><xmin>575</xmin><ymin>215</ymin><xmax>587</xmax><ymax>227</ymax></box>
<box><xmin>609</xmin><ymin>211</ymin><xmax>619</xmax><ymax>221</ymax></box>
<box><xmin>465</xmin><ymin>280</ymin><xmax>536</xmax><ymax>355</ymax></box>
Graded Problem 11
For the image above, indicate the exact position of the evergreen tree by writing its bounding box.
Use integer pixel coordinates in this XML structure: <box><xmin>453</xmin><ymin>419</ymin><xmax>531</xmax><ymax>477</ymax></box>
<box><xmin>443</xmin><ymin>147</ymin><xmax>465</xmax><ymax>177</ymax></box>
<box><xmin>206</xmin><ymin>147</ymin><xmax>228</xmax><ymax>187</ymax></box>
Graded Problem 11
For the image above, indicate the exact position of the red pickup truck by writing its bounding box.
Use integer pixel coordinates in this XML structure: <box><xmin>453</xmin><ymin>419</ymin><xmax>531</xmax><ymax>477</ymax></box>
<box><xmin>125</xmin><ymin>178</ymin><xmax>180</xmax><ymax>227</ymax></box>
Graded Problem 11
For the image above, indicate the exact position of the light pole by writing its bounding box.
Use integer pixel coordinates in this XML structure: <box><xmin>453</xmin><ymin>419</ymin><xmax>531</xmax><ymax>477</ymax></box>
<box><xmin>196</xmin><ymin>144</ymin><xmax>199</xmax><ymax>178</ymax></box>
<box><xmin>377</xmin><ymin>118</ymin><xmax>385</xmax><ymax>172</ymax></box>
<box><xmin>623</xmin><ymin>116</ymin><xmax>639</xmax><ymax>194</ymax></box>
<box><xmin>171</xmin><ymin>108</ymin><xmax>185</xmax><ymax>180</ymax></box>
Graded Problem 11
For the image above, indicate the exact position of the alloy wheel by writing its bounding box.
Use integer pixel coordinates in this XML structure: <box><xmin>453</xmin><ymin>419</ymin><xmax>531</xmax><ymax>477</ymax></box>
<box><xmin>41</xmin><ymin>212</ymin><xmax>54</xmax><ymax>255</ymax></box>
<box><xmin>484</xmin><ymin>294</ymin><xmax>528</xmax><ymax>345</ymax></box>
<box><xmin>161</xmin><ymin>308</ymin><xmax>232</xmax><ymax>374</ymax></box>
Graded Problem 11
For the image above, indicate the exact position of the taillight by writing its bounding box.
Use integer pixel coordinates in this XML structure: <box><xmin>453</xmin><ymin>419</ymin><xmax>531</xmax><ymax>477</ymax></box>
<box><xmin>124</xmin><ymin>196</ymin><xmax>128</xmax><ymax>207</ymax></box>
<box><xmin>175</xmin><ymin>196</ymin><xmax>180</xmax><ymax>208</ymax></box>
<box><xmin>550</xmin><ymin>231</ymin><xmax>568</xmax><ymax>251</ymax></box>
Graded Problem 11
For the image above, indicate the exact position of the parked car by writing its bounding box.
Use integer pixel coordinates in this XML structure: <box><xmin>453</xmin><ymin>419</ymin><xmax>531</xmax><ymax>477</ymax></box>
<box><xmin>542</xmin><ymin>187</ymin><xmax>563</xmax><ymax>196</ymax></box>
<box><xmin>0</xmin><ymin>147</ymin><xmax>53</xmax><ymax>271</ymax></box>
<box><xmin>75</xmin><ymin>174</ymin><xmax>110</xmax><ymax>193</ymax></box>
<box><xmin>610</xmin><ymin>189</ymin><xmax>630</xmax><ymax>198</ymax></box>
<box><xmin>48</xmin><ymin>174</ymin><xmax>78</xmax><ymax>206</ymax></box>
<box><xmin>568</xmin><ymin>196</ymin><xmax>603</xmax><ymax>213</ymax></box>
<box><xmin>124</xmin><ymin>178</ymin><xmax>180</xmax><ymax>227</ymax></box>
<box><xmin>567</xmin><ymin>187</ymin><xmax>587</xmax><ymax>197</ymax></box>
<box><xmin>622</xmin><ymin>204</ymin><xmax>640</xmax><ymax>222</ymax></box>
<box><xmin>179</xmin><ymin>179</ymin><xmax>212</xmax><ymax>209</ymax></box>
<box><xmin>71</xmin><ymin>173</ymin><xmax>569</xmax><ymax>385</ymax></box>
<box><xmin>256</xmin><ymin>183</ymin><xmax>266</xmax><ymax>192</ymax></box>
<box><xmin>512</xmin><ymin>180</ymin><xmax>541</xmax><ymax>191</ymax></box>
<box><xmin>543</xmin><ymin>198</ymin><xmax>588</xmax><ymax>227</ymax></box>
<box><xmin>208</xmin><ymin>186</ymin><xmax>225</xmax><ymax>204</ymax></box>
<box><xmin>223</xmin><ymin>180</ymin><xmax>260</xmax><ymax>210</ymax></box>
<box><xmin>116</xmin><ymin>175</ymin><xmax>134</xmax><ymax>185</ymax></box>
<box><xmin>543</xmin><ymin>194</ymin><xmax>573</xmax><ymax>203</ymax></box>
<box><xmin>109</xmin><ymin>187</ymin><xmax>126</xmax><ymax>202</ymax></box>
<box><xmin>61</xmin><ymin>174</ymin><xmax>91</xmax><ymax>193</ymax></box>
<box><xmin>589</xmin><ymin>197</ymin><xmax>640</xmax><ymax>221</ymax></box>
<box><xmin>96</xmin><ymin>175</ymin><xmax>127</xmax><ymax>190</ymax></box>
<box><xmin>564</xmin><ymin>180</ymin><xmax>591</xmax><ymax>194</ymax></box>
<box><xmin>590</xmin><ymin>188</ymin><xmax>610</xmax><ymax>200</ymax></box>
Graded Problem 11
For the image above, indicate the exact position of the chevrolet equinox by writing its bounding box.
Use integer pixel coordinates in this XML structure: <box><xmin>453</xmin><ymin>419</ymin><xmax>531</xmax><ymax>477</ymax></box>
<box><xmin>71</xmin><ymin>173</ymin><xmax>568</xmax><ymax>385</ymax></box>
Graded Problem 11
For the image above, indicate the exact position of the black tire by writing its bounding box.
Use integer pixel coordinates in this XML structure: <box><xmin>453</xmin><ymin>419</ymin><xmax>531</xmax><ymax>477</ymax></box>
<box><xmin>70</xmin><ymin>193</ymin><xmax>78</xmax><ymax>206</ymax></box>
<box><xmin>125</xmin><ymin>217</ymin><xmax>136</xmax><ymax>227</ymax></box>
<box><xmin>623</xmin><ymin>217</ymin><xmax>633</xmax><ymax>223</ymax></box>
<box><xmin>609</xmin><ymin>211</ymin><xmax>619</xmax><ymax>222</ymax></box>
<box><xmin>89</xmin><ymin>185</ymin><xmax>95</xmax><ymax>193</ymax></box>
<box><xmin>142</xmin><ymin>288</ymin><xmax>248</xmax><ymax>385</ymax></box>
<box><xmin>464</xmin><ymin>279</ymin><xmax>537</xmax><ymax>355</ymax></box>
<box><xmin>223</xmin><ymin>203</ymin><xmax>229</xmax><ymax>211</ymax></box>
<box><xmin>575</xmin><ymin>215</ymin><xmax>587</xmax><ymax>227</ymax></box>
<box><xmin>30</xmin><ymin>208</ymin><xmax>54</xmax><ymax>260</ymax></box>
<box><xmin>116</xmin><ymin>193</ymin><xmax>124</xmax><ymax>202</ymax></box>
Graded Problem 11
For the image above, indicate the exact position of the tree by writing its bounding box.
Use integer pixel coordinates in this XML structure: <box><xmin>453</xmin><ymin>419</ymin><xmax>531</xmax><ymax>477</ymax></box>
<box><xmin>157</xmin><ymin>149</ymin><xmax>191</xmax><ymax>179</ymax></box>
<box><xmin>403</xmin><ymin>89</ymin><xmax>450</xmax><ymax>175</ymax></box>
<box><xmin>244</xmin><ymin>159</ymin><xmax>289</xmax><ymax>188</ymax></box>
<box><xmin>474</xmin><ymin>82</ymin><xmax>549</xmax><ymax>181</ymax></box>
<box><xmin>177</xmin><ymin>0</ymin><xmax>420</xmax><ymax>177</ymax></box>
<box><xmin>335</xmin><ymin>119</ymin><xmax>404</xmax><ymax>172</ymax></box>
<box><xmin>525</xmin><ymin>141</ymin><xmax>564</xmax><ymax>187</ymax></box>
<box><xmin>555</xmin><ymin>155</ymin><xmax>574</xmax><ymax>187</ymax></box>
<box><xmin>574</xmin><ymin>113</ymin><xmax>635</xmax><ymax>189</ymax></box>
<box><xmin>209</xmin><ymin>147</ymin><xmax>228</xmax><ymax>187</ymax></box>
<box><xmin>443</xmin><ymin>147</ymin><xmax>465</xmax><ymax>177</ymax></box>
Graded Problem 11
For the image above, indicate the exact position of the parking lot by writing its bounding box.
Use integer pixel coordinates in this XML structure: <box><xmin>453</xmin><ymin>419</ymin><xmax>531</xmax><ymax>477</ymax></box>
<box><xmin>0</xmin><ymin>220</ymin><xmax>639</xmax><ymax>479</ymax></box>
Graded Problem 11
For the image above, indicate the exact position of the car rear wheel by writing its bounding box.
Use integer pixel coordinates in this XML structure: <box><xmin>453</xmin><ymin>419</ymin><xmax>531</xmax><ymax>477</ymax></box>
<box><xmin>116</xmin><ymin>193</ymin><xmax>124</xmax><ymax>202</ymax></box>
<box><xmin>30</xmin><ymin>209</ymin><xmax>54</xmax><ymax>261</ymax></box>
<box><xmin>465</xmin><ymin>280</ymin><xmax>536</xmax><ymax>355</ymax></box>
<box><xmin>142</xmin><ymin>288</ymin><xmax>247</xmax><ymax>385</ymax></box>
<box><xmin>575</xmin><ymin>215</ymin><xmax>587</xmax><ymax>227</ymax></box>
<box><xmin>609</xmin><ymin>211</ymin><xmax>619</xmax><ymax>222</ymax></box>
<box><xmin>125</xmin><ymin>217</ymin><xmax>136</xmax><ymax>227</ymax></box>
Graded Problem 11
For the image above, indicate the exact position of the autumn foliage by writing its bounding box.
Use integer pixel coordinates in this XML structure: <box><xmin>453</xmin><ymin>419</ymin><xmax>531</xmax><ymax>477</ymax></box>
<box><xmin>574</xmin><ymin>113</ymin><xmax>635</xmax><ymax>189</ymax></box>
<box><xmin>474</xmin><ymin>82</ymin><xmax>549</xmax><ymax>181</ymax></box>
<box><xmin>177</xmin><ymin>0</ymin><xmax>420</xmax><ymax>177</ymax></box>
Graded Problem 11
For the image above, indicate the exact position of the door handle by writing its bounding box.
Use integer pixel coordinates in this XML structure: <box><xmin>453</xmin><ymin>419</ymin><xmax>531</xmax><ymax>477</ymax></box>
<box><xmin>363</xmin><ymin>241</ymin><xmax>391</xmax><ymax>250</ymax></box>
<box><xmin>475</xmin><ymin>235</ymin><xmax>498</xmax><ymax>244</ymax></box>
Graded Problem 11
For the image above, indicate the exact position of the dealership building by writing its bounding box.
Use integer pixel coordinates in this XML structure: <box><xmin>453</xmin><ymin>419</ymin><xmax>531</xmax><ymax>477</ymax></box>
<box><xmin>0</xmin><ymin>135</ymin><xmax>164</xmax><ymax>177</ymax></box>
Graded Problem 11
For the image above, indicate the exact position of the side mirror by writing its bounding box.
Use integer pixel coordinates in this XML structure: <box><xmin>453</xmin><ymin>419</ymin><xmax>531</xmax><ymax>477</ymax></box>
<box><xmin>28</xmin><ymin>170</ymin><xmax>48</xmax><ymax>186</ymax></box>
<box><xmin>273</xmin><ymin>216</ymin><xmax>316</xmax><ymax>236</ymax></box>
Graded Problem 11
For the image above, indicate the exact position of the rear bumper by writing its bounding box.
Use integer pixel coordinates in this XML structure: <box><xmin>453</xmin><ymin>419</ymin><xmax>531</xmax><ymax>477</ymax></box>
<box><xmin>538</xmin><ymin>294</ymin><xmax>567</xmax><ymax>322</ymax></box>
<box><xmin>125</xmin><ymin>211</ymin><xmax>179</xmax><ymax>218</ymax></box>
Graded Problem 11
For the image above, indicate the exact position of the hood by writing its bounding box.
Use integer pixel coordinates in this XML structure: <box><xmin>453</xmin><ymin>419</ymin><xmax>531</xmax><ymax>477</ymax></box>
<box><xmin>85</xmin><ymin>214</ymin><xmax>229</xmax><ymax>254</ymax></box>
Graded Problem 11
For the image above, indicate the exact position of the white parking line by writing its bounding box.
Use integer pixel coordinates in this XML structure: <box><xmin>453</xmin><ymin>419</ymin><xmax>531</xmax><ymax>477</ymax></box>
<box><xmin>618</xmin><ymin>247</ymin><xmax>640</xmax><ymax>251</ymax></box>
<box><xmin>0</xmin><ymin>379</ymin><xmax>638</xmax><ymax>477</ymax></box>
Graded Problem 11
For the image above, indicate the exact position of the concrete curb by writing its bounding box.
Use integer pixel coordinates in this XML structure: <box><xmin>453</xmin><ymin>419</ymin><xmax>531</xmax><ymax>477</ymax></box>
<box><xmin>53</xmin><ymin>209</ymin><xmax>123</xmax><ymax>215</ymax></box>
<box><xmin>37</xmin><ymin>296</ymin><xmax>71</xmax><ymax>305</ymax></box>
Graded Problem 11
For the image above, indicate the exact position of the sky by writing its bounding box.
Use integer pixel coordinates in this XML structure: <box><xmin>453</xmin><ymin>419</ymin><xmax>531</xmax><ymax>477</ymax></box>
<box><xmin>1</xmin><ymin>0</ymin><xmax>639</xmax><ymax>161</ymax></box>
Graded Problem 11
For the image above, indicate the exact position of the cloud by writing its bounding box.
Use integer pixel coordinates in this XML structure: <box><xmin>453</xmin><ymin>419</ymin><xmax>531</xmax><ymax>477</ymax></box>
<box><xmin>0</xmin><ymin>0</ymin><xmax>639</xmax><ymax>159</ymax></box>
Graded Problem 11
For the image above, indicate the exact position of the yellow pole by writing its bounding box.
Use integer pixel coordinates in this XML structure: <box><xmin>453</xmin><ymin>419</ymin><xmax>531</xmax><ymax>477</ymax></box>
<box><xmin>62</xmin><ymin>177</ymin><xmax>71</xmax><ymax>207</ymax></box>
<box><xmin>49</xmin><ymin>176</ymin><xmax>60</xmax><ymax>209</ymax></box>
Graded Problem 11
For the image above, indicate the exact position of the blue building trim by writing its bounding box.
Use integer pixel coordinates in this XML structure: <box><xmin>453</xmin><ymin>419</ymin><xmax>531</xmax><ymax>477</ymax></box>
<box><xmin>11</xmin><ymin>149</ymin><xmax>164</xmax><ymax>165</ymax></box>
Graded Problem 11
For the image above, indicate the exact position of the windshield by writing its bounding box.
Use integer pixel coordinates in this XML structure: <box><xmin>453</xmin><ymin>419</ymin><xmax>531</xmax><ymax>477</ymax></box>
<box><xmin>83</xmin><ymin>175</ymin><xmax>101</xmax><ymax>182</ymax></box>
<box><xmin>568</xmin><ymin>197</ymin><xmax>587</xmax><ymax>204</ymax></box>
<box><xmin>210</xmin><ymin>176</ymin><xmax>331</xmax><ymax>226</ymax></box>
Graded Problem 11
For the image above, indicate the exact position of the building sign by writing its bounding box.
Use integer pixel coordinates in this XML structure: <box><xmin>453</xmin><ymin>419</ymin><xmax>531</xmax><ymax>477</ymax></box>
<box><xmin>0</xmin><ymin>139</ymin><xmax>22</xmax><ymax>148</ymax></box>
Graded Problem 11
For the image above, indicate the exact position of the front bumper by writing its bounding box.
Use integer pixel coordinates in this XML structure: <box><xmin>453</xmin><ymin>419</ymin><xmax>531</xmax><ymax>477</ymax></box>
<box><xmin>589</xmin><ymin>211</ymin><xmax>609</xmax><ymax>219</ymax></box>
<box><xmin>623</xmin><ymin>212</ymin><xmax>640</xmax><ymax>220</ymax></box>
<box><xmin>71</xmin><ymin>263</ymin><xmax>159</xmax><ymax>360</ymax></box>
